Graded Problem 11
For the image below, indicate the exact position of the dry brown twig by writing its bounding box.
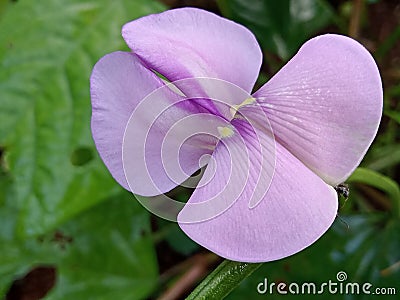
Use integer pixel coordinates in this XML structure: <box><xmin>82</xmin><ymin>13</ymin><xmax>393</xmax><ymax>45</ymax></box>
<box><xmin>157</xmin><ymin>253</ymin><xmax>220</xmax><ymax>300</ymax></box>
<box><xmin>349</xmin><ymin>0</ymin><xmax>364</xmax><ymax>38</ymax></box>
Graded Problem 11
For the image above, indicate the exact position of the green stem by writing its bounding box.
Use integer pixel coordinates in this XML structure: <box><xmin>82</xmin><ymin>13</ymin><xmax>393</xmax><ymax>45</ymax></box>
<box><xmin>348</xmin><ymin>168</ymin><xmax>400</xmax><ymax>218</ymax></box>
<box><xmin>186</xmin><ymin>260</ymin><xmax>262</xmax><ymax>300</ymax></box>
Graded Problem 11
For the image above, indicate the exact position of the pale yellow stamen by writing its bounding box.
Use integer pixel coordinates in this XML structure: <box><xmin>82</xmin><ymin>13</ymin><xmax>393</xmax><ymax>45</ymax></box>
<box><xmin>230</xmin><ymin>97</ymin><xmax>256</xmax><ymax>117</ymax></box>
<box><xmin>217</xmin><ymin>126</ymin><xmax>234</xmax><ymax>138</ymax></box>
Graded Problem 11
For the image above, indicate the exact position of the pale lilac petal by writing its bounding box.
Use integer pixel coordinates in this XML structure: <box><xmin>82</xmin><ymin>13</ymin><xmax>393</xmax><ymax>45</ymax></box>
<box><xmin>178</xmin><ymin>118</ymin><xmax>338</xmax><ymax>262</ymax></box>
<box><xmin>123</xmin><ymin>108</ymin><xmax>228</xmax><ymax>196</ymax></box>
<box><xmin>253</xmin><ymin>34</ymin><xmax>383</xmax><ymax>185</ymax></box>
<box><xmin>122</xmin><ymin>7</ymin><xmax>262</xmax><ymax>95</ymax></box>
<box><xmin>91</xmin><ymin>52</ymin><xmax>210</xmax><ymax>193</ymax></box>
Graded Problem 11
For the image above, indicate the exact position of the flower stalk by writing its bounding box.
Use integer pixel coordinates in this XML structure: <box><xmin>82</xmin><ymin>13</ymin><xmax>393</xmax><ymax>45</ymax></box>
<box><xmin>186</xmin><ymin>260</ymin><xmax>262</xmax><ymax>300</ymax></box>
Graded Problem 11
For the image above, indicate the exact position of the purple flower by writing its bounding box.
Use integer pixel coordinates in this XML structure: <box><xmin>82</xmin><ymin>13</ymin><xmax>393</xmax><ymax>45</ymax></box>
<box><xmin>90</xmin><ymin>8</ymin><xmax>382</xmax><ymax>262</ymax></box>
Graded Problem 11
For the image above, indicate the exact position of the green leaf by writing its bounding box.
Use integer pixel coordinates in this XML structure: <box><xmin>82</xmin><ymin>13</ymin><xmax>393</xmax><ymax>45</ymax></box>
<box><xmin>156</xmin><ymin>219</ymin><xmax>200</xmax><ymax>256</ymax></box>
<box><xmin>0</xmin><ymin>175</ymin><xmax>59</xmax><ymax>298</ymax></box>
<box><xmin>348</xmin><ymin>168</ymin><xmax>400</xmax><ymax>217</ymax></box>
<box><xmin>0</xmin><ymin>181</ymin><xmax>157</xmax><ymax>299</ymax></box>
<box><xmin>0</xmin><ymin>0</ymin><xmax>165</xmax><ymax>237</ymax></box>
<box><xmin>44</xmin><ymin>192</ymin><xmax>158</xmax><ymax>300</ymax></box>
<box><xmin>187</xmin><ymin>260</ymin><xmax>262</xmax><ymax>300</ymax></box>
<box><xmin>365</xmin><ymin>144</ymin><xmax>400</xmax><ymax>171</ymax></box>
<box><xmin>0</xmin><ymin>0</ymin><xmax>13</xmax><ymax>19</ymax></box>
<box><xmin>376</xmin><ymin>26</ymin><xmax>400</xmax><ymax>60</ymax></box>
<box><xmin>384</xmin><ymin>110</ymin><xmax>400</xmax><ymax>124</ymax></box>
<box><xmin>217</xmin><ymin>0</ymin><xmax>334</xmax><ymax>60</ymax></box>
<box><xmin>166</xmin><ymin>225</ymin><xmax>200</xmax><ymax>256</ymax></box>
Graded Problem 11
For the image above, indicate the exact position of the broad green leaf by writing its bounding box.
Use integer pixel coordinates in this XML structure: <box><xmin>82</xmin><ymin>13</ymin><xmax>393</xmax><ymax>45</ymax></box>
<box><xmin>0</xmin><ymin>0</ymin><xmax>165</xmax><ymax>237</ymax></box>
<box><xmin>217</xmin><ymin>0</ymin><xmax>334</xmax><ymax>60</ymax></box>
<box><xmin>44</xmin><ymin>192</ymin><xmax>158</xmax><ymax>300</ymax></box>
<box><xmin>0</xmin><ymin>0</ymin><xmax>12</xmax><ymax>19</ymax></box>
<box><xmin>348</xmin><ymin>168</ymin><xmax>400</xmax><ymax>217</ymax></box>
<box><xmin>0</xmin><ymin>181</ymin><xmax>157</xmax><ymax>299</ymax></box>
<box><xmin>0</xmin><ymin>175</ymin><xmax>59</xmax><ymax>298</ymax></box>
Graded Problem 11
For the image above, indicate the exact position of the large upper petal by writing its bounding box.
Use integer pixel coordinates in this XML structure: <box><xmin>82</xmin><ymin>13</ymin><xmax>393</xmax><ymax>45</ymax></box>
<box><xmin>91</xmin><ymin>51</ymin><xmax>215</xmax><ymax>194</ymax></box>
<box><xmin>178</xmin><ymin>117</ymin><xmax>338</xmax><ymax>262</ymax></box>
<box><xmin>252</xmin><ymin>34</ymin><xmax>382</xmax><ymax>186</ymax></box>
<box><xmin>122</xmin><ymin>7</ymin><xmax>262</xmax><ymax>95</ymax></box>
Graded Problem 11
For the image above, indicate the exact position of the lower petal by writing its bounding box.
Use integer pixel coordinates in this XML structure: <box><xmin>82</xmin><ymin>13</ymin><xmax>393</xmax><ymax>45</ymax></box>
<box><xmin>178</xmin><ymin>119</ymin><xmax>338</xmax><ymax>262</ymax></box>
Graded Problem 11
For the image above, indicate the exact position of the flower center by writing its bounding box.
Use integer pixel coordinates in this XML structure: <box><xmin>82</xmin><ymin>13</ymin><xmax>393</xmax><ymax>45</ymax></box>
<box><xmin>217</xmin><ymin>126</ymin><xmax>234</xmax><ymax>138</ymax></box>
<box><xmin>229</xmin><ymin>96</ymin><xmax>256</xmax><ymax>117</ymax></box>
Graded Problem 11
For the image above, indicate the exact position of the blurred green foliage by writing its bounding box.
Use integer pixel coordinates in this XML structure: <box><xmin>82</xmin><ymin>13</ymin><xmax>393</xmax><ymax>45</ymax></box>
<box><xmin>0</xmin><ymin>0</ymin><xmax>399</xmax><ymax>299</ymax></box>
<box><xmin>228</xmin><ymin>215</ymin><xmax>400</xmax><ymax>299</ymax></box>
<box><xmin>0</xmin><ymin>0</ymin><xmax>163</xmax><ymax>298</ymax></box>
<box><xmin>46</xmin><ymin>192</ymin><xmax>158</xmax><ymax>300</ymax></box>
<box><xmin>217</xmin><ymin>0</ymin><xmax>334</xmax><ymax>60</ymax></box>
